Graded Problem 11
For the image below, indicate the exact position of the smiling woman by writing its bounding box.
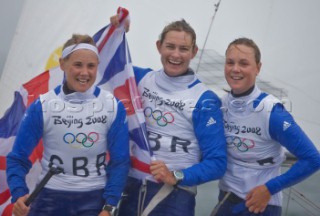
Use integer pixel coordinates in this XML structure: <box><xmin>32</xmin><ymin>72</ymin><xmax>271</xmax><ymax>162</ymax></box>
<box><xmin>224</xmin><ymin>38</ymin><xmax>261</xmax><ymax>96</ymax></box>
<box><xmin>212</xmin><ymin>37</ymin><xmax>320</xmax><ymax>216</ymax></box>
<box><xmin>109</xmin><ymin>15</ymin><xmax>227</xmax><ymax>216</ymax></box>
<box><xmin>5</xmin><ymin>33</ymin><xmax>130</xmax><ymax>216</ymax></box>
<box><xmin>59</xmin><ymin>36</ymin><xmax>99</xmax><ymax>93</ymax></box>
<box><xmin>156</xmin><ymin>27</ymin><xmax>198</xmax><ymax>77</ymax></box>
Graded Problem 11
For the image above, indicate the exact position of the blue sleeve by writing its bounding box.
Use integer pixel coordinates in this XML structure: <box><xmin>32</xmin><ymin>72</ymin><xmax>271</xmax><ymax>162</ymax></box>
<box><xmin>265</xmin><ymin>103</ymin><xmax>320</xmax><ymax>194</ymax></box>
<box><xmin>133</xmin><ymin>66</ymin><xmax>153</xmax><ymax>85</ymax></box>
<box><xmin>182</xmin><ymin>90</ymin><xmax>227</xmax><ymax>186</ymax></box>
<box><xmin>6</xmin><ymin>99</ymin><xmax>44</xmax><ymax>203</ymax></box>
<box><xmin>104</xmin><ymin>99</ymin><xmax>130</xmax><ymax>205</ymax></box>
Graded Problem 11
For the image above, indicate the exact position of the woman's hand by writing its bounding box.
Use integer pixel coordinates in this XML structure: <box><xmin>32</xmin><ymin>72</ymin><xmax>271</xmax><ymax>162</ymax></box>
<box><xmin>110</xmin><ymin>15</ymin><xmax>130</xmax><ymax>32</ymax></box>
<box><xmin>98</xmin><ymin>210</ymin><xmax>111</xmax><ymax>216</ymax></box>
<box><xmin>245</xmin><ymin>185</ymin><xmax>271</xmax><ymax>213</ymax></box>
<box><xmin>150</xmin><ymin>160</ymin><xmax>176</xmax><ymax>185</ymax></box>
<box><xmin>12</xmin><ymin>195</ymin><xmax>30</xmax><ymax>216</ymax></box>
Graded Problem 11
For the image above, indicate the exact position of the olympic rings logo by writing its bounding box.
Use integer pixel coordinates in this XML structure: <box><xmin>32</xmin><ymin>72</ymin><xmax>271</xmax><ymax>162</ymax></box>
<box><xmin>63</xmin><ymin>132</ymin><xmax>99</xmax><ymax>148</ymax></box>
<box><xmin>144</xmin><ymin>107</ymin><xmax>174</xmax><ymax>127</ymax></box>
<box><xmin>226</xmin><ymin>136</ymin><xmax>255</xmax><ymax>152</ymax></box>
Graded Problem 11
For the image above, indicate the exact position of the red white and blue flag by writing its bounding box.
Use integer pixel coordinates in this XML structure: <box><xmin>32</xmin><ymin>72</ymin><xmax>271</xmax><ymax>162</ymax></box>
<box><xmin>0</xmin><ymin>7</ymin><xmax>152</xmax><ymax>216</ymax></box>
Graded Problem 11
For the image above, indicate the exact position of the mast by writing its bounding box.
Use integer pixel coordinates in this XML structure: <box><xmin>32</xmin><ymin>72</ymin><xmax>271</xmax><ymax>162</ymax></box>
<box><xmin>196</xmin><ymin>0</ymin><xmax>222</xmax><ymax>73</ymax></box>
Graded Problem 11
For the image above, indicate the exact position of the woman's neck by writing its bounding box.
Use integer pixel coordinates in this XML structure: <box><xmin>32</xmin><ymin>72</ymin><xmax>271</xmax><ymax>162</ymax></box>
<box><xmin>155</xmin><ymin>68</ymin><xmax>196</xmax><ymax>91</ymax></box>
<box><xmin>63</xmin><ymin>83</ymin><xmax>75</xmax><ymax>95</ymax></box>
<box><xmin>231</xmin><ymin>85</ymin><xmax>255</xmax><ymax>98</ymax></box>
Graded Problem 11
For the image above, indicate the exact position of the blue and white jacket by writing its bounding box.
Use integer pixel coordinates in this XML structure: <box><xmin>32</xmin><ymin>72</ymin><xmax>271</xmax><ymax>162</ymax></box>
<box><xmin>219</xmin><ymin>85</ymin><xmax>320</xmax><ymax>206</ymax></box>
<box><xmin>133</xmin><ymin>66</ymin><xmax>227</xmax><ymax>186</ymax></box>
<box><xmin>6</xmin><ymin>85</ymin><xmax>130</xmax><ymax>206</ymax></box>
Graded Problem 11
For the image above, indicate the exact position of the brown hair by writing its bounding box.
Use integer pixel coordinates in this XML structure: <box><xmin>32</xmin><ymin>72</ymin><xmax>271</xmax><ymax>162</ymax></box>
<box><xmin>226</xmin><ymin>37</ymin><xmax>261</xmax><ymax>64</ymax></box>
<box><xmin>159</xmin><ymin>19</ymin><xmax>197</xmax><ymax>49</ymax></box>
<box><xmin>63</xmin><ymin>34</ymin><xmax>96</xmax><ymax>48</ymax></box>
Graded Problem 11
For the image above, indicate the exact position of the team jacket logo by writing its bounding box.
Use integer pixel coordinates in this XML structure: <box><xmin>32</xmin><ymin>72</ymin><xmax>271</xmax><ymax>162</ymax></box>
<box><xmin>224</xmin><ymin>121</ymin><xmax>262</xmax><ymax>136</ymax></box>
<box><xmin>63</xmin><ymin>132</ymin><xmax>99</xmax><ymax>148</ymax></box>
<box><xmin>144</xmin><ymin>107</ymin><xmax>174</xmax><ymax>127</ymax></box>
<box><xmin>283</xmin><ymin>121</ymin><xmax>291</xmax><ymax>131</ymax></box>
<box><xmin>142</xmin><ymin>87</ymin><xmax>185</xmax><ymax>111</ymax></box>
<box><xmin>206</xmin><ymin>117</ymin><xmax>216</xmax><ymax>127</ymax></box>
<box><xmin>52</xmin><ymin>115</ymin><xmax>107</xmax><ymax>128</ymax></box>
<box><xmin>226</xmin><ymin>135</ymin><xmax>255</xmax><ymax>152</ymax></box>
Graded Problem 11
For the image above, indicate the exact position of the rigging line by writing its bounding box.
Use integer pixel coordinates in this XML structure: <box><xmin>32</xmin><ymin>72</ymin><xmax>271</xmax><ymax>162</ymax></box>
<box><xmin>291</xmin><ymin>187</ymin><xmax>320</xmax><ymax>210</ymax></box>
<box><xmin>283</xmin><ymin>194</ymin><xmax>314</xmax><ymax>216</ymax></box>
<box><xmin>283</xmin><ymin>188</ymin><xmax>320</xmax><ymax>209</ymax></box>
<box><xmin>282</xmin><ymin>189</ymin><xmax>320</xmax><ymax>215</ymax></box>
<box><xmin>195</xmin><ymin>0</ymin><xmax>222</xmax><ymax>73</ymax></box>
<box><xmin>262</xmin><ymin>74</ymin><xmax>320</xmax><ymax>104</ymax></box>
<box><xmin>284</xmin><ymin>187</ymin><xmax>292</xmax><ymax>216</ymax></box>
<box><xmin>288</xmin><ymin>197</ymin><xmax>318</xmax><ymax>216</ymax></box>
